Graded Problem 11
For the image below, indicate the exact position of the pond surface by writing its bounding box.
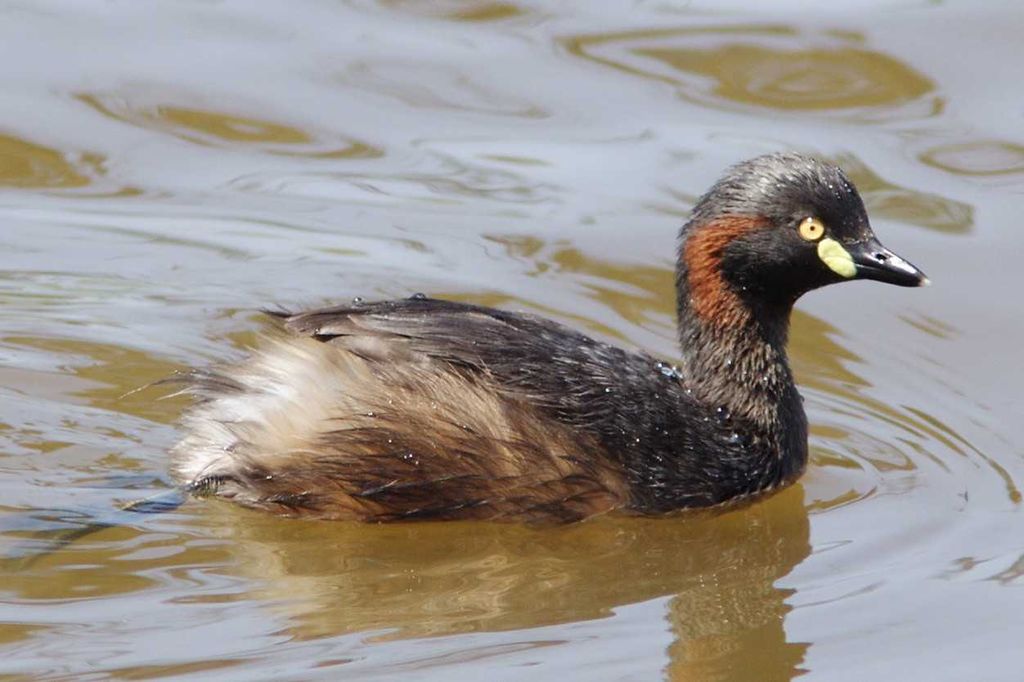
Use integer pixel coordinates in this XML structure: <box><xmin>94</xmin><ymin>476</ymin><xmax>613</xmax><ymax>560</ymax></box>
<box><xmin>2</xmin><ymin>1</ymin><xmax>1023</xmax><ymax>680</ymax></box>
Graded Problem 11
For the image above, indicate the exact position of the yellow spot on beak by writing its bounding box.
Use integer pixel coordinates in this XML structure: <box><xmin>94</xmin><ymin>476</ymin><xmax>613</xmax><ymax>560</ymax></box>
<box><xmin>817</xmin><ymin>238</ymin><xmax>856</xmax><ymax>278</ymax></box>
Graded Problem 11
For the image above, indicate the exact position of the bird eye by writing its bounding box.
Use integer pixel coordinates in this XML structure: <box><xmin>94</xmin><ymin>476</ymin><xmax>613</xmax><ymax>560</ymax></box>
<box><xmin>798</xmin><ymin>217</ymin><xmax>825</xmax><ymax>241</ymax></box>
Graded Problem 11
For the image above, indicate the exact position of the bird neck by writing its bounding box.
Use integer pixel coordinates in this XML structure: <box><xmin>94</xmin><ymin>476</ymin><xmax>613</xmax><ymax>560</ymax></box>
<box><xmin>673</xmin><ymin>281</ymin><xmax>809</xmax><ymax>499</ymax></box>
<box><xmin>676</xmin><ymin>294</ymin><xmax>797</xmax><ymax>425</ymax></box>
<box><xmin>674</xmin><ymin>228</ymin><xmax>803</xmax><ymax>432</ymax></box>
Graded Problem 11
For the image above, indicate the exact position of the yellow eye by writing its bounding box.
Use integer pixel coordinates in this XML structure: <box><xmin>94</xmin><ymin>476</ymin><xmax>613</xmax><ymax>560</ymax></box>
<box><xmin>798</xmin><ymin>217</ymin><xmax>825</xmax><ymax>241</ymax></box>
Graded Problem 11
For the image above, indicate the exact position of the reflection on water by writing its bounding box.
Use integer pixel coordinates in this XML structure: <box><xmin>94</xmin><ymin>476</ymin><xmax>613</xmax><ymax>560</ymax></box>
<box><xmin>378</xmin><ymin>0</ymin><xmax>528</xmax><ymax>23</ymax></box>
<box><xmin>794</xmin><ymin>312</ymin><xmax>1022</xmax><ymax>510</ymax></box>
<box><xmin>77</xmin><ymin>93</ymin><xmax>383</xmax><ymax>159</ymax></box>
<box><xmin>835</xmin><ymin>154</ymin><xmax>974</xmax><ymax>234</ymax></box>
<box><xmin>563</xmin><ymin>25</ymin><xmax>937</xmax><ymax>120</ymax></box>
<box><xmin>192</xmin><ymin>486</ymin><xmax>809</xmax><ymax>679</ymax></box>
<box><xmin>0</xmin><ymin>134</ymin><xmax>100</xmax><ymax>189</ymax></box>
<box><xmin>2</xmin><ymin>335</ymin><xmax>186</xmax><ymax>424</ymax></box>
<box><xmin>920</xmin><ymin>140</ymin><xmax>1024</xmax><ymax>177</ymax></box>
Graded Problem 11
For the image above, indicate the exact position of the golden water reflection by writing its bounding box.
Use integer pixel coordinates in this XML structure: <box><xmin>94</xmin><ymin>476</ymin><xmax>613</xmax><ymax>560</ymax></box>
<box><xmin>206</xmin><ymin>485</ymin><xmax>809</xmax><ymax>679</ymax></box>
<box><xmin>0</xmin><ymin>134</ymin><xmax>100</xmax><ymax>188</ymax></box>
<box><xmin>920</xmin><ymin>140</ymin><xmax>1024</xmax><ymax>177</ymax></box>
<box><xmin>378</xmin><ymin>0</ymin><xmax>527</xmax><ymax>22</ymax></box>
<box><xmin>835</xmin><ymin>154</ymin><xmax>974</xmax><ymax>234</ymax></box>
<box><xmin>77</xmin><ymin>93</ymin><xmax>383</xmax><ymax>159</ymax></box>
<box><xmin>564</xmin><ymin>26</ymin><xmax>937</xmax><ymax>119</ymax></box>
<box><xmin>3</xmin><ymin>336</ymin><xmax>187</xmax><ymax>425</ymax></box>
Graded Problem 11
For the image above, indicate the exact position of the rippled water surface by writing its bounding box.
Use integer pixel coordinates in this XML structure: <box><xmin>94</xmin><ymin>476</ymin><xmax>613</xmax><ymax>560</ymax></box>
<box><xmin>2</xmin><ymin>2</ymin><xmax>1023</xmax><ymax>680</ymax></box>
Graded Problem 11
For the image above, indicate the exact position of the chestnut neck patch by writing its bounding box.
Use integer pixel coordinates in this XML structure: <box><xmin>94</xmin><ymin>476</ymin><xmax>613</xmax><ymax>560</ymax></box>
<box><xmin>682</xmin><ymin>216</ymin><xmax>766</xmax><ymax>326</ymax></box>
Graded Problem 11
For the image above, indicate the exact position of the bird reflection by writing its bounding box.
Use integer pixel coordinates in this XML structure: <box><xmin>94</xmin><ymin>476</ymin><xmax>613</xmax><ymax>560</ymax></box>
<box><xmin>206</xmin><ymin>484</ymin><xmax>810</xmax><ymax>678</ymax></box>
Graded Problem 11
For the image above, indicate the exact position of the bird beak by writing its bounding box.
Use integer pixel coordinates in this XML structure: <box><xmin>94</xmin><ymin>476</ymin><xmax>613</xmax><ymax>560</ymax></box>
<box><xmin>816</xmin><ymin>235</ymin><xmax>929</xmax><ymax>287</ymax></box>
<box><xmin>847</xmin><ymin>237</ymin><xmax>929</xmax><ymax>287</ymax></box>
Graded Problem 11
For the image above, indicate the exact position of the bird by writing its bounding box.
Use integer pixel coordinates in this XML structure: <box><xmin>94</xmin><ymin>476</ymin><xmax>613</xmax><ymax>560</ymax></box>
<box><xmin>170</xmin><ymin>153</ymin><xmax>928</xmax><ymax>523</ymax></box>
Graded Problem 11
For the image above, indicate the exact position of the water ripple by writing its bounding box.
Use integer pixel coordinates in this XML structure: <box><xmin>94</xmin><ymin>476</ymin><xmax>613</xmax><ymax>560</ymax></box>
<box><xmin>563</xmin><ymin>24</ymin><xmax>939</xmax><ymax>122</ymax></box>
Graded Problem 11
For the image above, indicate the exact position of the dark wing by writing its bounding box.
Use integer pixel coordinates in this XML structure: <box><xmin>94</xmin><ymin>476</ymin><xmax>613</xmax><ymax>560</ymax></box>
<box><xmin>271</xmin><ymin>297</ymin><xmax>593</xmax><ymax>364</ymax></box>
<box><xmin>268</xmin><ymin>296</ymin><xmax>649</xmax><ymax>421</ymax></box>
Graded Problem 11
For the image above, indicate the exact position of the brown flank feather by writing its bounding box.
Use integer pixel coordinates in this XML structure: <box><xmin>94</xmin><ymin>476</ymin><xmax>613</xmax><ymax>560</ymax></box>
<box><xmin>173</xmin><ymin>336</ymin><xmax>629</xmax><ymax>523</ymax></box>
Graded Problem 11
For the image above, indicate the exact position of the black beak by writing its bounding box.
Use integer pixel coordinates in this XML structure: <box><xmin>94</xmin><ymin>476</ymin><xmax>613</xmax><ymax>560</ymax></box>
<box><xmin>849</xmin><ymin>237</ymin><xmax>929</xmax><ymax>287</ymax></box>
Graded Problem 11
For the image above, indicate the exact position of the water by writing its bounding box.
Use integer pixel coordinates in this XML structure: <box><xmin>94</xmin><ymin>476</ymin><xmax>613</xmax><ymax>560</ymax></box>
<box><xmin>1</xmin><ymin>1</ymin><xmax>1022</xmax><ymax>679</ymax></box>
